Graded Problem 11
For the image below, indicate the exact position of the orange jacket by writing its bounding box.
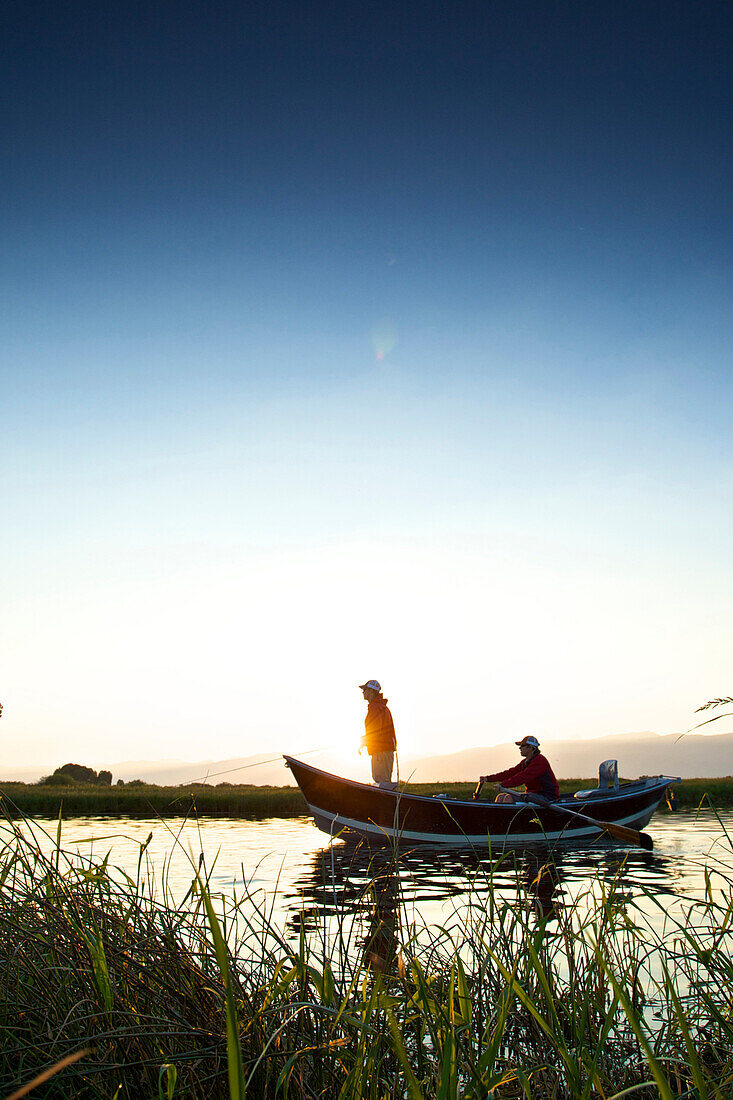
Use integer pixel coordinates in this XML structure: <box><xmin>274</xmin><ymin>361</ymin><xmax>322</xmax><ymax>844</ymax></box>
<box><xmin>363</xmin><ymin>695</ymin><xmax>396</xmax><ymax>755</ymax></box>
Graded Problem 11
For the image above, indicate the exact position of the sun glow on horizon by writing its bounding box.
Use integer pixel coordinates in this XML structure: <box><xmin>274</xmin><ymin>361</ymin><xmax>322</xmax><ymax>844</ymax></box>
<box><xmin>3</xmin><ymin>533</ymin><xmax>728</xmax><ymax>771</ymax></box>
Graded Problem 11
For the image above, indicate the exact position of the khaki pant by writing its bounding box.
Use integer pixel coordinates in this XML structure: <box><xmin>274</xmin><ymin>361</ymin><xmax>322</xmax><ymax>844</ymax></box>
<box><xmin>371</xmin><ymin>750</ymin><xmax>394</xmax><ymax>786</ymax></box>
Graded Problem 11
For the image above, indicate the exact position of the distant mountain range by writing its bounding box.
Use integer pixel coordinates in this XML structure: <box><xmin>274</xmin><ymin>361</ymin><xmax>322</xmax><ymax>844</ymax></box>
<box><xmin>4</xmin><ymin>728</ymin><xmax>732</xmax><ymax>785</ymax></box>
<box><xmin>400</xmin><ymin>730</ymin><xmax>733</xmax><ymax>783</ymax></box>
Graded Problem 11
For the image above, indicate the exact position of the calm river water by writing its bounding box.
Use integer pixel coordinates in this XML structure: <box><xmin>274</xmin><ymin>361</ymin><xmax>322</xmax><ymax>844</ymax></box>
<box><xmin>10</xmin><ymin>809</ymin><xmax>733</xmax><ymax>951</ymax></box>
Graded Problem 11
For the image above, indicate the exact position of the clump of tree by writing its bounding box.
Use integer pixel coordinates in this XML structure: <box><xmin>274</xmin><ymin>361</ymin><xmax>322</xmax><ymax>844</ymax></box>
<box><xmin>38</xmin><ymin>763</ymin><xmax>113</xmax><ymax>787</ymax></box>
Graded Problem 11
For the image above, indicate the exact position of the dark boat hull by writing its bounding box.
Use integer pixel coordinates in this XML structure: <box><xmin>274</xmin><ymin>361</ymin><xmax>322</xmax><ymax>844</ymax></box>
<box><xmin>284</xmin><ymin>756</ymin><xmax>677</xmax><ymax>847</ymax></box>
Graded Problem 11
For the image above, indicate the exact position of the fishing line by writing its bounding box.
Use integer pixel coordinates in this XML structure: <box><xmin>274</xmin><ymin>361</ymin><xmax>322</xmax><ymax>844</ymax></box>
<box><xmin>186</xmin><ymin>745</ymin><xmax>335</xmax><ymax>785</ymax></box>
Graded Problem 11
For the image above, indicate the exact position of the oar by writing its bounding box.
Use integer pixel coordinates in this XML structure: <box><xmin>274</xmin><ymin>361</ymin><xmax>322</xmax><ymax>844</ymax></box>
<box><xmin>499</xmin><ymin>787</ymin><xmax>654</xmax><ymax>850</ymax></box>
<box><xmin>472</xmin><ymin>779</ymin><xmax>485</xmax><ymax>801</ymax></box>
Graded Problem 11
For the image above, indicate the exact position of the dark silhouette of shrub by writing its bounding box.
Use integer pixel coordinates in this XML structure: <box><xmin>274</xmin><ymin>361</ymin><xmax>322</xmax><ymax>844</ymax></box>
<box><xmin>56</xmin><ymin>763</ymin><xmax>98</xmax><ymax>784</ymax></box>
<box><xmin>39</xmin><ymin>763</ymin><xmax>115</xmax><ymax>786</ymax></box>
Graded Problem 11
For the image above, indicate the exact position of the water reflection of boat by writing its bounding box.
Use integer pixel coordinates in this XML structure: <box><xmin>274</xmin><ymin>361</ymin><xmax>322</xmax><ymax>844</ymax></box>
<box><xmin>284</xmin><ymin>756</ymin><xmax>678</xmax><ymax>848</ymax></box>
<box><xmin>287</xmin><ymin>841</ymin><xmax>569</xmax><ymax>955</ymax></box>
<box><xmin>285</xmin><ymin>838</ymin><xmax>675</xmax><ymax>953</ymax></box>
<box><xmin>286</xmin><ymin>844</ymin><xmax>404</xmax><ymax>973</ymax></box>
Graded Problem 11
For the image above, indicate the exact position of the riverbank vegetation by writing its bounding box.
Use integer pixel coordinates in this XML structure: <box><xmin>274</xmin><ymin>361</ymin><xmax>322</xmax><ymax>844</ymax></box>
<box><xmin>0</xmin><ymin>776</ymin><xmax>730</xmax><ymax>818</ymax></box>
<box><xmin>1</xmin><ymin>811</ymin><xmax>732</xmax><ymax>1098</ymax></box>
<box><xmin>0</xmin><ymin>781</ymin><xmax>309</xmax><ymax>819</ymax></box>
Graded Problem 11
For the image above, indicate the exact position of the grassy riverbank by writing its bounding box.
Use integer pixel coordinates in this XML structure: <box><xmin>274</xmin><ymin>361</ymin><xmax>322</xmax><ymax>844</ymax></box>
<box><xmin>1</xmin><ymin>812</ymin><xmax>732</xmax><ymax>1098</ymax></box>
<box><xmin>0</xmin><ymin>776</ymin><xmax>729</xmax><ymax>818</ymax></box>
<box><xmin>0</xmin><ymin>781</ymin><xmax>309</xmax><ymax>819</ymax></box>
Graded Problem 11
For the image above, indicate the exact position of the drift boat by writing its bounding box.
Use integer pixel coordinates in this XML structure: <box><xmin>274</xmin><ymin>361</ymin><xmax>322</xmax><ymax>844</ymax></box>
<box><xmin>284</xmin><ymin>755</ymin><xmax>680</xmax><ymax>848</ymax></box>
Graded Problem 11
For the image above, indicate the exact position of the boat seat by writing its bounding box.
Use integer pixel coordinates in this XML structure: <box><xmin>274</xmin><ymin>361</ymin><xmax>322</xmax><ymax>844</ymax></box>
<box><xmin>575</xmin><ymin>759</ymin><xmax>619</xmax><ymax>800</ymax></box>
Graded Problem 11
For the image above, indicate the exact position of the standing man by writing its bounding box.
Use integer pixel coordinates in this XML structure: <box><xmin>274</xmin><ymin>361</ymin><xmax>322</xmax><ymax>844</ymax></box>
<box><xmin>359</xmin><ymin>680</ymin><xmax>397</xmax><ymax>789</ymax></box>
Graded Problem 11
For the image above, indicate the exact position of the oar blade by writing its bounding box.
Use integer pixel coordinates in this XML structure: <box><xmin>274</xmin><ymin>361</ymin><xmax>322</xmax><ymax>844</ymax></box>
<box><xmin>600</xmin><ymin>820</ymin><xmax>654</xmax><ymax>851</ymax></box>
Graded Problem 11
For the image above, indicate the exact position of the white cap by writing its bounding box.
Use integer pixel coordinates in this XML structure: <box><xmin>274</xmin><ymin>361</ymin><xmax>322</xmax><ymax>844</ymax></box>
<box><xmin>359</xmin><ymin>680</ymin><xmax>381</xmax><ymax>692</ymax></box>
<box><xmin>516</xmin><ymin>735</ymin><xmax>540</xmax><ymax>748</ymax></box>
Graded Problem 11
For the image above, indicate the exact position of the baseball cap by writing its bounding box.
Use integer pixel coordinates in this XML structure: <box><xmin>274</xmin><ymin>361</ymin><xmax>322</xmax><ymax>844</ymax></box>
<box><xmin>516</xmin><ymin>735</ymin><xmax>540</xmax><ymax>748</ymax></box>
<box><xmin>359</xmin><ymin>680</ymin><xmax>381</xmax><ymax>692</ymax></box>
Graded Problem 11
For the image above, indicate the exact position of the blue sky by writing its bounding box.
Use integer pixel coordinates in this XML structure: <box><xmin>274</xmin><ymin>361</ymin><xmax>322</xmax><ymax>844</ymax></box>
<box><xmin>2</xmin><ymin>1</ymin><xmax>731</xmax><ymax>772</ymax></box>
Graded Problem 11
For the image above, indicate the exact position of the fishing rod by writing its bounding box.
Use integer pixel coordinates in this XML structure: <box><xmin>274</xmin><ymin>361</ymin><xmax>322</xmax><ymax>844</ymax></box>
<box><xmin>185</xmin><ymin>745</ymin><xmax>335</xmax><ymax>785</ymax></box>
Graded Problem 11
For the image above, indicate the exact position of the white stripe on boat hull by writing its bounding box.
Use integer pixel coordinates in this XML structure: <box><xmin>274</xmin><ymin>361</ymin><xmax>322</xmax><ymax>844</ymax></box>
<box><xmin>307</xmin><ymin>802</ymin><xmax>654</xmax><ymax>847</ymax></box>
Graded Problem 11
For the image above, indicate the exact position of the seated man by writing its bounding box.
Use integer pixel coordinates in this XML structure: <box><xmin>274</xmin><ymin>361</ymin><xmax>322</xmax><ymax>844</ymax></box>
<box><xmin>480</xmin><ymin>735</ymin><xmax>559</xmax><ymax>803</ymax></box>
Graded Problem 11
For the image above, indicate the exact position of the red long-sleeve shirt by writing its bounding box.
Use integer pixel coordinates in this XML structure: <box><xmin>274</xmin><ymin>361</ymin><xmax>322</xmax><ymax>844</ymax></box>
<box><xmin>486</xmin><ymin>752</ymin><xmax>559</xmax><ymax>800</ymax></box>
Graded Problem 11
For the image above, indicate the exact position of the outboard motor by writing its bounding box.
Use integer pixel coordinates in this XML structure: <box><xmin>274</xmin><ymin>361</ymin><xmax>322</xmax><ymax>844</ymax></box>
<box><xmin>598</xmin><ymin>759</ymin><xmax>619</xmax><ymax>791</ymax></box>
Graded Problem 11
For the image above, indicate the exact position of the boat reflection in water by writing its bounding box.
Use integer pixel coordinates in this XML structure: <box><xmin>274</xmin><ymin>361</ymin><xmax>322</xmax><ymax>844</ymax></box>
<box><xmin>284</xmin><ymin>836</ymin><xmax>676</xmax><ymax>966</ymax></box>
<box><xmin>522</xmin><ymin>854</ymin><xmax>563</xmax><ymax>921</ymax></box>
<box><xmin>287</xmin><ymin>843</ymin><xmax>405</xmax><ymax>977</ymax></box>
<box><xmin>285</xmin><ymin>845</ymin><xmax>562</xmax><ymax>967</ymax></box>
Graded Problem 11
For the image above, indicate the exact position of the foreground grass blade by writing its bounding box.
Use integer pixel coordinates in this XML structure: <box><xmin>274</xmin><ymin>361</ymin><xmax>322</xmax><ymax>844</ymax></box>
<box><xmin>386</xmin><ymin>1008</ymin><xmax>425</xmax><ymax>1100</ymax></box>
<box><xmin>4</xmin><ymin>1049</ymin><xmax>90</xmax><ymax>1100</ymax></box>
<box><xmin>597</xmin><ymin>951</ymin><xmax>675</xmax><ymax>1100</ymax></box>
<box><xmin>198</xmin><ymin>876</ymin><xmax>247</xmax><ymax>1100</ymax></box>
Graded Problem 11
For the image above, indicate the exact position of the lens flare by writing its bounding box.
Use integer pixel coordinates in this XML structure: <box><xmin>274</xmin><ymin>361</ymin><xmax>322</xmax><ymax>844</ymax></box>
<box><xmin>371</xmin><ymin>319</ymin><xmax>398</xmax><ymax>362</ymax></box>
